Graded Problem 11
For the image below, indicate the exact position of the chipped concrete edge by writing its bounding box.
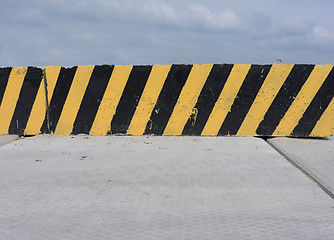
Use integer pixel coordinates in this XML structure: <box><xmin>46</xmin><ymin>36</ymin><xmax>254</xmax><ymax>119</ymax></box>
<box><xmin>0</xmin><ymin>135</ymin><xmax>19</xmax><ymax>147</ymax></box>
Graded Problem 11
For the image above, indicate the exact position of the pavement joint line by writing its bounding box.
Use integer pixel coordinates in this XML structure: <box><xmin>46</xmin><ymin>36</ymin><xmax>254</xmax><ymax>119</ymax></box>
<box><xmin>266</xmin><ymin>138</ymin><xmax>334</xmax><ymax>200</ymax></box>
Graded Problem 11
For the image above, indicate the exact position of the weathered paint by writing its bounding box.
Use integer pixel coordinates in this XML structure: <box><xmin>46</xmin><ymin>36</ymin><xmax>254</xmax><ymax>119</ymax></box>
<box><xmin>54</xmin><ymin>65</ymin><xmax>95</xmax><ymax>135</ymax></box>
<box><xmin>273</xmin><ymin>65</ymin><xmax>332</xmax><ymax>136</ymax></box>
<box><xmin>90</xmin><ymin>65</ymin><xmax>132</xmax><ymax>135</ymax></box>
<box><xmin>201</xmin><ymin>64</ymin><xmax>250</xmax><ymax>136</ymax></box>
<box><xmin>237</xmin><ymin>64</ymin><xmax>294</xmax><ymax>136</ymax></box>
<box><xmin>25</xmin><ymin>66</ymin><xmax>61</xmax><ymax>135</ymax></box>
<box><xmin>127</xmin><ymin>65</ymin><xmax>171</xmax><ymax>136</ymax></box>
<box><xmin>0</xmin><ymin>64</ymin><xmax>333</xmax><ymax>137</ymax></box>
<box><xmin>310</xmin><ymin>98</ymin><xmax>334</xmax><ymax>137</ymax></box>
<box><xmin>163</xmin><ymin>64</ymin><xmax>213</xmax><ymax>136</ymax></box>
<box><xmin>0</xmin><ymin>67</ymin><xmax>28</xmax><ymax>135</ymax></box>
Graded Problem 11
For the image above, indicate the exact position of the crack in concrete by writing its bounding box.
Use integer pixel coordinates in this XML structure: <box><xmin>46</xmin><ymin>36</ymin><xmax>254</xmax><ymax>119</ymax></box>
<box><xmin>42</xmin><ymin>68</ymin><xmax>51</xmax><ymax>134</ymax></box>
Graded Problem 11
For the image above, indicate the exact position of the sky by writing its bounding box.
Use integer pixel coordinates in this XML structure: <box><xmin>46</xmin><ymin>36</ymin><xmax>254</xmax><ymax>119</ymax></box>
<box><xmin>1</xmin><ymin>0</ymin><xmax>334</xmax><ymax>67</ymax></box>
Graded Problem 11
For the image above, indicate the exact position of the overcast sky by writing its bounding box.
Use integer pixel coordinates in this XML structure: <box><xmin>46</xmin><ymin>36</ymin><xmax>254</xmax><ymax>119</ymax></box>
<box><xmin>1</xmin><ymin>0</ymin><xmax>334</xmax><ymax>67</ymax></box>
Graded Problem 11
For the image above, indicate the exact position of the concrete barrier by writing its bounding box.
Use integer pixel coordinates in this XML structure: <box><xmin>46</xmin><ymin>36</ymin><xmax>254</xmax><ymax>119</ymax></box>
<box><xmin>0</xmin><ymin>64</ymin><xmax>333</xmax><ymax>137</ymax></box>
<box><xmin>0</xmin><ymin>67</ymin><xmax>44</xmax><ymax>135</ymax></box>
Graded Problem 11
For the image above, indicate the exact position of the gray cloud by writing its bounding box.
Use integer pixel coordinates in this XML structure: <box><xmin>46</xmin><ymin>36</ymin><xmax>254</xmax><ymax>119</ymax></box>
<box><xmin>0</xmin><ymin>0</ymin><xmax>333</xmax><ymax>66</ymax></box>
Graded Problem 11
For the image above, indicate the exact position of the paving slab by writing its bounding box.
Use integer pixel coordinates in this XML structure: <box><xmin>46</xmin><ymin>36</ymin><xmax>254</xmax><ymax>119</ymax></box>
<box><xmin>0</xmin><ymin>135</ymin><xmax>334</xmax><ymax>240</ymax></box>
<box><xmin>0</xmin><ymin>135</ymin><xmax>19</xmax><ymax>147</ymax></box>
<box><xmin>268</xmin><ymin>135</ymin><xmax>334</xmax><ymax>197</ymax></box>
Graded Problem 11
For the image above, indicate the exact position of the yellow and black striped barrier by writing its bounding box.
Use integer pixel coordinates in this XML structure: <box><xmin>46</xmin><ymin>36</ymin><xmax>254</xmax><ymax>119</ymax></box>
<box><xmin>0</xmin><ymin>64</ymin><xmax>333</xmax><ymax>137</ymax></box>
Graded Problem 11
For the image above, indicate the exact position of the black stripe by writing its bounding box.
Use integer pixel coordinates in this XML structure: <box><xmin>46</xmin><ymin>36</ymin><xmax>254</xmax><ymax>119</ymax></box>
<box><xmin>72</xmin><ymin>65</ymin><xmax>114</xmax><ymax>134</ymax></box>
<box><xmin>9</xmin><ymin>67</ymin><xmax>43</xmax><ymax>135</ymax></box>
<box><xmin>43</xmin><ymin>67</ymin><xmax>77</xmax><ymax>133</ymax></box>
<box><xmin>218</xmin><ymin>65</ymin><xmax>271</xmax><ymax>136</ymax></box>
<box><xmin>182</xmin><ymin>64</ymin><xmax>234</xmax><ymax>135</ymax></box>
<box><xmin>256</xmin><ymin>64</ymin><xmax>315</xmax><ymax>136</ymax></box>
<box><xmin>292</xmin><ymin>67</ymin><xmax>334</xmax><ymax>137</ymax></box>
<box><xmin>144</xmin><ymin>64</ymin><xmax>192</xmax><ymax>135</ymax></box>
<box><xmin>111</xmin><ymin>66</ymin><xmax>152</xmax><ymax>134</ymax></box>
<box><xmin>0</xmin><ymin>67</ymin><xmax>12</xmax><ymax>105</ymax></box>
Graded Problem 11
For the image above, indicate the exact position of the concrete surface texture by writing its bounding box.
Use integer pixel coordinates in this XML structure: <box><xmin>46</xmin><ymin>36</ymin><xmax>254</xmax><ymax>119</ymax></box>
<box><xmin>268</xmin><ymin>136</ymin><xmax>334</xmax><ymax>196</ymax></box>
<box><xmin>0</xmin><ymin>135</ymin><xmax>19</xmax><ymax>147</ymax></box>
<box><xmin>0</xmin><ymin>135</ymin><xmax>334</xmax><ymax>240</ymax></box>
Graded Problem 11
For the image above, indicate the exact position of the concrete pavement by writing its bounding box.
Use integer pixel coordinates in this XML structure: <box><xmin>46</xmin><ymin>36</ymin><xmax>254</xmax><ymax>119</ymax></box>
<box><xmin>0</xmin><ymin>135</ymin><xmax>334</xmax><ymax>240</ymax></box>
<box><xmin>0</xmin><ymin>135</ymin><xmax>19</xmax><ymax>147</ymax></box>
<box><xmin>268</xmin><ymin>136</ymin><xmax>334</xmax><ymax>198</ymax></box>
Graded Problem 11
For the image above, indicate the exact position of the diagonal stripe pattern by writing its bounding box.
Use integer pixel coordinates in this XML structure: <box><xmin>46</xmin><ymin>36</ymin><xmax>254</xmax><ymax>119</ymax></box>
<box><xmin>0</xmin><ymin>64</ymin><xmax>333</xmax><ymax>137</ymax></box>
<box><xmin>0</xmin><ymin>67</ymin><xmax>28</xmax><ymax>135</ymax></box>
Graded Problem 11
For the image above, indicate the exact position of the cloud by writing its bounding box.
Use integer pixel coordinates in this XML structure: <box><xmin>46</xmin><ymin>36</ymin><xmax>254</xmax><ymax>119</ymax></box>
<box><xmin>68</xmin><ymin>33</ymin><xmax>101</xmax><ymax>44</ymax></box>
<box><xmin>310</xmin><ymin>26</ymin><xmax>334</xmax><ymax>42</ymax></box>
<box><xmin>142</xmin><ymin>1</ymin><xmax>178</xmax><ymax>22</ymax></box>
<box><xmin>0</xmin><ymin>0</ymin><xmax>333</xmax><ymax>66</ymax></box>
<box><xmin>188</xmin><ymin>4</ymin><xmax>241</xmax><ymax>30</ymax></box>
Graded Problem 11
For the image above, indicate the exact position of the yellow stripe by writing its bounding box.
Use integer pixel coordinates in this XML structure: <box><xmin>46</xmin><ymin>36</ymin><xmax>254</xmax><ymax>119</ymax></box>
<box><xmin>236</xmin><ymin>64</ymin><xmax>293</xmax><ymax>136</ymax></box>
<box><xmin>273</xmin><ymin>65</ymin><xmax>333</xmax><ymax>136</ymax></box>
<box><xmin>163</xmin><ymin>64</ymin><xmax>213</xmax><ymax>136</ymax></box>
<box><xmin>24</xmin><ymin>66</ymin><xmax>61</xmax><ymax>135</ymax></box>
<box><xmin>127</xmin><ymin>65</ymin><xmax>171</xmax><ymax>135</ymax></box>
<box><xmin>89</xmin><ymin>65</ymin><xmax>133</xmax><ymax>135</ymax></box>
<box><xmin>54</xmin><ymin>65</ymin><xmax>94</xmax><ymax>135</ymax></box>
<box><xmin>310</xmin><ymin>97</ymin><xmax>334</xmax><ymax>137</ymax></box>
<box><xmin>0</xmin><ymin>67</ymin><xmax>28</xmax><ymax>135</ymax></box>
<box><xmin>201</xmin><ymin>64</ymin><xmax>251</xmax><ymax>136</ymax></box>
